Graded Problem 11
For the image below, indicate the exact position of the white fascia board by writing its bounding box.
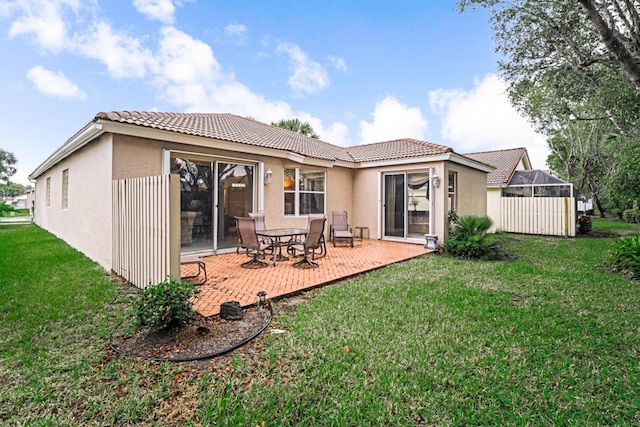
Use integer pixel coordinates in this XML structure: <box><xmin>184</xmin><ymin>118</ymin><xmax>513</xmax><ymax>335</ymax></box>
<box><xmin>448</xmin><ymin>153</ymin><xmax>496</xmax><ymax>173</ymax></box>
<box><xmin>358</xmin><ymin>153</ymin><xmax>452</xmax><ymax>168</ymax></box>
<box><xmin>29</xmin><ymin>122</ymin><xmax>104</xmax><ymax>180</ymax></box>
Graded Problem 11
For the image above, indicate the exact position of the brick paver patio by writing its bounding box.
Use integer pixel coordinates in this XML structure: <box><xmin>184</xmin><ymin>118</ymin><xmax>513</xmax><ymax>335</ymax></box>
<box><xmin>181</xmin><ymin>239</ymin><xmax>432</xmax><ymax>317</ymax></box>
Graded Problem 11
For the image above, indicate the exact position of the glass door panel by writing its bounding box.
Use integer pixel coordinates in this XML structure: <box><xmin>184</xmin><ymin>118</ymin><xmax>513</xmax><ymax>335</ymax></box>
<box><xmin>407</xmin><ymin>172</ymin><xmax>430</xmax><ymax>239</ymax></box>
<box><xmin>171</xmin><ymin>157</ymin><xmax>213</xmax><ymax>253</ymax></box>
<box><xmin>216</xmin><ymin>162</ymin><xmax>255</xmax><ymax>250</ymax></box>
<box><xmin>384</xmin><ymin>174</ymin><xmax>405</xmax><ymax>238</ymax></box>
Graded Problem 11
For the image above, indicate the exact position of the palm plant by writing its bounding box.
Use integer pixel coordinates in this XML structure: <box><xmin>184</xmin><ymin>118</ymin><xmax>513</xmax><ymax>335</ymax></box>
<box><xmin>444</xmin><ymin>215</ymin><xmax>497</xmax><ymax>259</ymax></box>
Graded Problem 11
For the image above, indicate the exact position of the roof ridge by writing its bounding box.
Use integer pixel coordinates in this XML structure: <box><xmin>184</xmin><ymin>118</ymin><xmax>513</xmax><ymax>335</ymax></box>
<box><xmin>465</xmin><ymin>147</ymin><xmax>526</xmax><ymax>155</ymax></box>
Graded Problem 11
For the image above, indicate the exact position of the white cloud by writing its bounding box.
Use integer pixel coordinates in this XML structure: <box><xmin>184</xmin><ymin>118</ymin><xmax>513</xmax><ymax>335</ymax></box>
<box><xmin>154</xmin><ymin>27</ymin><xmax>295</xmax><ymax>122</ymax></box>
<box><xmin>5</xmin><ymin>0</ymin><xmax>82</xmax><ymax>52</ymax></box>
<box><xmin>298</xmin><ymin>113</ymin><xmax>350</xmax><ymax>146</ymax></box>
<box><xmin>75</xmin><ymin>21</ymin><xmax>156</xmax><ymax>79</ymax></box>
<box><xmin>224</xmin><ymin>23</ymin><xmax>247</xmax><ymax>44</ymax></box>
<box><xmin>26</xmin><ymin>65</ymin><xmax>87</xmax><ymax>99</ymax></box>
<box><xmin>133</xmin><ymin>0</ymin><xmax>176</xmax><ymax>24</ymax></box>
<box><xmin>276</xmin><ymin>42</ymin><xmax>330</xmax><ymax>95</ymax></box>
<box><xmin>327</xmin><ymin>55</ymin><xmax>347</xmax><ymax>72</ymax></box>
<box><xmin>2</xmin><ymin>1</ymin><xmax>350</xmax><ymax>147</ymax></box>
<box><xmin>429</xmin><ymin>73</ymin><xmax>549</xmax><ymax>169</ymax></box>
<box><xmin>359</xmin><ymin>96</ymin><xmax>429</xmax><ymax>144</ymax></box>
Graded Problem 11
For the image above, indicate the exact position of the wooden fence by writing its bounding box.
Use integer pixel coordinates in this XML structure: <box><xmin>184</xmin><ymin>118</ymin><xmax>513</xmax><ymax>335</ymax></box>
<box><xmin>112</xmin><ymin>175</ymin><xmax>180</xmax><ymax>289</ymax></box>
<box><xmin>501</xmin><ymin>197</ymin><xmax>576</xmax><ymax>237</ymax></box>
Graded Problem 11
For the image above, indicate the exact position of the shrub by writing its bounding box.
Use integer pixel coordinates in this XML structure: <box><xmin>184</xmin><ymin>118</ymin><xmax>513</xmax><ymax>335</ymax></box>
<box><xmin>0</xmin><ymin>201</ymin><xmax>14</xmax><ymax>217</ymax></box>
<box><xmin>607</xmin><ymin>234</ymin><xmax>640</xmax><ymax>279</ymax></box>
<box><xmin>577</xmin><ymin>215</ymin><xmax>592</xmax><ymax>234</ymax></box>
<box><xmin>622</xmin><ymin>209</ymin><xmax>640</xmax><ymax>223</ymax></box>
<box><xmin>443</xmin><ymin>215</ymin><xmax>497</xmax><ymax>259</ymax></box>
<box><xmin>447</xmin><ymin>210</ymin><xmax>460</xmax><ymax>232</ymax></box>
<box><xmin>133</xmin><ymin>279</ymin><xmax>201</xmax><ymax>330</ymax></box>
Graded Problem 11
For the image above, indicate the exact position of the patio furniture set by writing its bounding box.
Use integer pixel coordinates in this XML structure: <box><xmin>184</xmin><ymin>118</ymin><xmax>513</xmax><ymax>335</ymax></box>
<box><xmin>180</xmin><ymin>211</ymin><xmax>356</xmax><ymax>284</ymax></box>
<box><xmin>236</xmin><ymin>211</ymin><xmax>354</xmax><ymax>269</ymax></box>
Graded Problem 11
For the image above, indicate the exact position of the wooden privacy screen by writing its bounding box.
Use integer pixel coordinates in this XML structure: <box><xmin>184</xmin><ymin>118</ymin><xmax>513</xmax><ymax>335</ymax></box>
<box><xmin>500</xmin><ymin>197</ymin><xmax>576</xmax><ymax>237</ymax></box>
<box><xmin>112</xmin><ymin>175</ymin><xmax>180</xmax><ymax>288</ymax></box>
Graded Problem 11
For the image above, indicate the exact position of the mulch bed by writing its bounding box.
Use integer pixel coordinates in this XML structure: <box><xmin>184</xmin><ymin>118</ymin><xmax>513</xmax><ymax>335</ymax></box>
<box><xmin>110</xmin><ymin>305</ymin><xmax>273</xmax><ymax>362</ymax></box>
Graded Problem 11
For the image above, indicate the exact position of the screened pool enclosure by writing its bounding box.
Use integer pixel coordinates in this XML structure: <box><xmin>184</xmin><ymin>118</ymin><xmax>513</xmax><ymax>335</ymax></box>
<box><xmin>502</xmin><ymin>170</ymin><xmax>574</xmax><ymax>198</ymax></box>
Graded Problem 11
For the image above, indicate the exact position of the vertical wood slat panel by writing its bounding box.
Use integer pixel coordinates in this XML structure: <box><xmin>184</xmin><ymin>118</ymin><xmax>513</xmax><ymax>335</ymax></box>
<box><xmin>112</xmin><ymin>175</ymin><xmax>174</xmax><ymax>289</ymax></box>
<box><xmin>500</xmin><ymin>197</ymin><xmax>576</xmax><ymax>237</ymax></box>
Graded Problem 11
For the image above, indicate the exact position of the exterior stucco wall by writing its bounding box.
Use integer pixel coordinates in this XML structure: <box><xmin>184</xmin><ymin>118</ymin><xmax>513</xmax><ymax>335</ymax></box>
<box><xmin>112</xmin><ymin>135</ymin><xmax>164</xmax><ymax>179</ymax></box>
<box><xmin>33</xmin><ymin>134</ymin><xmax>113</xmax><ymax>269</ymax></box>
<box><xmin>111</xmin><ymin>135</ymin><xmax>355</xmax><ymax>232</ymax></box>
<box><xmin>445</xmin><ymin>163</ymin><xmax>488</xmax><ymax>240</ymax></box>
<box><xmin>353</xmin><ymin>162</ymin><xmax>450</xmax><ymax>242</ymax></box>
<box><xmin>452</xmin><ymin>164</ymin><xmax>488</xmax><ymax>216</ymax></box>
<box><xmin>352</xmin><ymin>167</ymin><xmax>381</xmax><ymax>238</ymax></box>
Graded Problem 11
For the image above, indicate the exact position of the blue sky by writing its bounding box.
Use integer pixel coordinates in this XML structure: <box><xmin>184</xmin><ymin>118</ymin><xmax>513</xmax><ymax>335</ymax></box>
<box><xmin>0</xmin><ymin>0</ymin><xmax>549</xmax><ymax>186</ymax></box>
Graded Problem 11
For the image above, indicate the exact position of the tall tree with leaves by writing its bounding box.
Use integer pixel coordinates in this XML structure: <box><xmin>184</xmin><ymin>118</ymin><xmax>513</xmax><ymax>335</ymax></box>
<box><xmin>458</xmin><ymin>0</ymin><xmax>640</xmax><ymax>214</ymax></box>
<box><xmin>0</xmin><ymin>149</ymin><xmax>17</xmax><ymax>184</ymax></box>
<box><xmin>271</xmin><ymin>118</ymin><xmax>320</xmax><ymax>139</ymax></box>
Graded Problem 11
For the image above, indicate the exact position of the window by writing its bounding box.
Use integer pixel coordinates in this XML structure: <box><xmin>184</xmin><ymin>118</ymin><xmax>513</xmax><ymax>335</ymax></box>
<box><xmin>448</xmin><ymin>171</ymin><xmax>457</xmax><ymax>212</ymax></box>
<box><xmin>284</xmin><ymin>168</ymin><xmax>325</xmax><ymax>215</ymax></box>
<box><xmin>46</xmin><ymin>177</ymin><xmax>51</xmax><ymax>207</ymax></box>
<box><xmin>62</xmin><ymin>169</ymin><xmax>69</xmax><ymax>209</ymax></box>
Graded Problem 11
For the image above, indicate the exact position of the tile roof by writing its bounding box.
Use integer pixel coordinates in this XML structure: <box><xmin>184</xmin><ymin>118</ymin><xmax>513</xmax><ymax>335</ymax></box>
<box><xmin>344</xmin><ymin>138</ymin><xmax>453</xmax><ymax>162</ymax></box>
<box><xmin>95</xmin><ymin>111</ymin><xmax>353</xmax><ymax>162</ymax></box>
<box><xmin>94</xmin><ymin>111</ymin><xmax>454</xmax><ymax>164</ymax></box>
<box><xmin>465</xmin><ymin>147</ymin><xmax>528</xmax><ymax>186</ymax></box>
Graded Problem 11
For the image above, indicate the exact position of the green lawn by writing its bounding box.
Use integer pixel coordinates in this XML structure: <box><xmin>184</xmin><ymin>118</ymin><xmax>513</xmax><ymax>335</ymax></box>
<box><xmin>1</xmin><ymin>220</ymin><xmax>639</xmax><ymax>425</ymax></box>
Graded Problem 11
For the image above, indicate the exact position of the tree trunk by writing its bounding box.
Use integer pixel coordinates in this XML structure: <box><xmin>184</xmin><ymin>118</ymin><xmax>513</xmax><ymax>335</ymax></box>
<box><xmin>578</xmin><ymin>0</ymin><xmax>640</xmax><ymax>96</ymax></box>
<box><xmin>593</xmin><ymin>192</ymin><xmax>606</xmax><ymax>218</ymax></box>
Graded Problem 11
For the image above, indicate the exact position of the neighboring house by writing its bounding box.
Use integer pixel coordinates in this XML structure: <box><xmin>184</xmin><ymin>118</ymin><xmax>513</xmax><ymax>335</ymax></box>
<box><xmin>465</xmin><ymin>147</ymin><xmax>532</xmax><ymax>232</ymax></box>
<box><xmin>10</xmin><ymin>194</ymin><xmax>28</xmax><ymax>209</ymax></box>
<box><xmin>466</xmin><ymin>147</ymin><xmax>576</xmax><ymax>236</ymax></box>
<box><xmin>29</xmin><ymin>111</ymin><xmax>493</xmax><ymax>278</ymax></box>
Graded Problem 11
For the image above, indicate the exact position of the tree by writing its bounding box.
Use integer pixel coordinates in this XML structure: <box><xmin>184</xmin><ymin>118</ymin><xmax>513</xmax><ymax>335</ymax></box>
<box><xmin>546</xmin><ymin>117</ymin><xmax>613</xmax><ymax>216</ymax></box>
<box><xmin>458</xmin><ymin>0</ymin><xmax>640</xmax><ymax>136</ymax></box>
<box><xmin>0</xmin><ymin>183</ymin><xmax>27</xmax><ymax>198</ymax></box>
<box><xmin>577</xmin><ymin>0</ymin><xmax>640</xmax><ymax>95</ymax></box>
<box><xmin>459</xmin><ymin>1</ymin><xmax>640</xmax><ymax>102</ymax></box>
<box><xmin>271</xmin><ymin>118</ymin><xmax>320</xmax><ymax>139</ymax></box>
<box><xmin>458</xmin><ymin>0</ymin><xmax>640</xmax><ymax>215</ymax></box>
<box><xmin>0</xmin><ymin>149</ymin><xmax>17</xmax><ymax>184</ymax></box>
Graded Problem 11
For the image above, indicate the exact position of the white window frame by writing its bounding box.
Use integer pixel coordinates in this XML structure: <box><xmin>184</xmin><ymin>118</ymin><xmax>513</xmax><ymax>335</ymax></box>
<box><xmin>284</xmin><ymin>168</ymin><xmax>326</xmax><ymax>216</ymax></box>
<box><xmin>448</xmin><ymin>171</ymin><xmax>457</xmax><ymax>212</ymax></box>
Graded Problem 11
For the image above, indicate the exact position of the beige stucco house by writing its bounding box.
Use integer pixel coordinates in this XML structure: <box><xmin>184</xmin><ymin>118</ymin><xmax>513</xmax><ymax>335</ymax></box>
<box><xmin>29</xmin><ymin>111</ymin><xmax>493</xmax><ymax>277</ymax></box>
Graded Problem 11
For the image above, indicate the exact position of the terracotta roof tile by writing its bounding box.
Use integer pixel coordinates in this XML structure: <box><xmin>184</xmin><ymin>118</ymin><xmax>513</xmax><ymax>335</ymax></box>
<box><xmin>465</xmin><ymin>147</ymin><xmax>528</xmax><ymax>185</ymax></box>
<box><xmin>345</xmin><ymin>138</ymin><xmax>453</xmax><ymax>162</ymax></box>
<box><xmin>95</xmin><ymin>112</ymin><xmax>457</xmax><ymax>165</ymax></box>
<box><xmin>95</xmin><ymin>111</ymin><xmax>353</xmax><ymax>162</ymax></box>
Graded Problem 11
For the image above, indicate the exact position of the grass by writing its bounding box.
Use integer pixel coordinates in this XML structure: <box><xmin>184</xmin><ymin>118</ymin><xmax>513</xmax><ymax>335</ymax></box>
<box><xmin>1</xmin><ymin>219</ymin><xmax>639</xmax><ymax>425</ymax></box>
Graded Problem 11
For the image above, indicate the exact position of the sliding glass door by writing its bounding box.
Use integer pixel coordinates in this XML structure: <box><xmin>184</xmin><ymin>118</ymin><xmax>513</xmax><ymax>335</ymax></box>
<box><xmin>216</xmin><ymin>162</ymin><xmax>255</xmax><ymax>250</ymax></box>
<box><xmin>384</xmin><ymin>174</ymin><xmax>405</xmax><ymax>238</ymax></box>
<box><xmin>171</xmin><ymin>155</ymin><xmax>255</xmax><ymax>254</ymax></box>
<box><xmin>383</xmin><ymin>171</ymin><xmax>431</xmax><ymax>240</ymax></box>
